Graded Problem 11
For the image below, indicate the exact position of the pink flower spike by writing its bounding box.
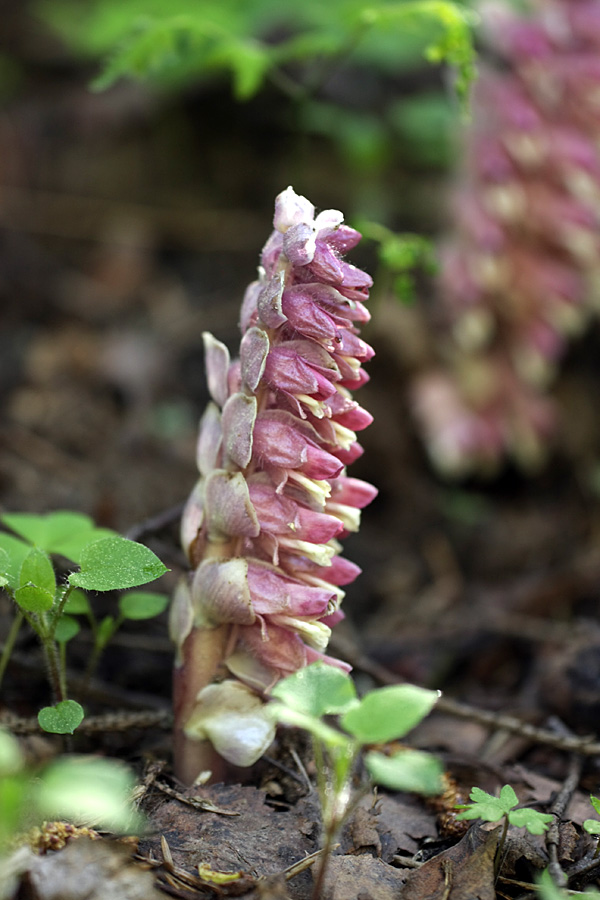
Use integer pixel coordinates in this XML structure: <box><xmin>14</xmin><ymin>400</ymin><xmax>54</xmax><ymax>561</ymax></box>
<box><xmin>174</xmin><ymin>186</ymin><xmax>376</xmax><ymax>782</ymax></box>
<box><xmin>252</xmin><ymin>413</ymin><xmax>345</xmax><ymax>479</ymax></box>
<box><xmin>329</xmin><ymin>476</ymin><xmax>379</xmax><ymax>509</ymax></box>
<box><xmin>263</xmin><ymin>346</ymin><xmax>338</xmax><ymax>400</ymax></box>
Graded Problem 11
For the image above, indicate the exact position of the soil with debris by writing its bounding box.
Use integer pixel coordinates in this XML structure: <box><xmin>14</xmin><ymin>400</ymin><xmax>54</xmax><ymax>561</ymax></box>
<box><xmin>2</xmin><ymin>13</ymin><xmax>600</xmax><ymax>899</ymax></box>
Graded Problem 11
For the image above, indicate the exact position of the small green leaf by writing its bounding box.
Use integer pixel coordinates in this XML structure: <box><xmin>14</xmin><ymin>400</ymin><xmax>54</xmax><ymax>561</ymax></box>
<box><xmin>508</xmin><ymin>808</ymin><xmax>553</xmax><ymax>834</ymax></box>
<box><xmin>590</xmin><ymin>795</ymin><xmax>600</xmax><ymax>817</ymax></box>
<box><xmin>0</xmin><ymin>773</ymin><xmax>27</xmax><ymax>847</ymax></box>
<box><xmin>499</xmin><ymin>784</ymin><xmax>519</xmax><ymax>810</ymax></box>
<box><xmin>536</xmin><ymin>868</ymin><xmax>570</xmax><ymax>900</ymax></box>
<box><xmin>2</xmin><ymin>512</ymin><xmax>54</xmax><ymax>548</ymax></box>
<box><xmin>14</xmin><ymin>584</ymin><xmax>55</xmax><ymax>613</ymax></box>
<box><xmin>341</xmin><ymin>684</ymin><xmax>439</xmax><ymax>743</ymax></box>
<box><xmin>583</xmin><ymin>819</ymin><xmax>600</xmax><ymax>835</ymax></box>
<box><xmin>38</xmin><ymin>700</ymin><xmax>84</xmax><ymax>735</ymax></box>
<box><xmin>118</xmin><ymin>591</ymin><xmax>169</xmax><ymax>620</ymax></box>
<box><xmin>0</xmin><ymin>547</ymin><xmax>10</xmax><ymax>587</ymax></box>
<box><xmin>63</xmin><ymin>589</ymin><xmax>91</xmax><ymax>615</ymax></box>
<box><xmin>97</xmin><ymin>615</ymin><xmax>116</xmax><ymax>648</ymax></box>
<box><xmin>54</xmin><ymin>615</ymin><xmax>80</xmax><ymax>643</ymax></box>
<box><xmin>365</xmin><ymin>748</ymin><xmax>444</xmax><ymax>795</ymax></box>
<box><xmin>0</xmin><ymin>533</ymin><xmax>34</xmax><ymax>589</ymax></box>
<box><xmin>68</xmin><ymin>536</ymin><xmax>168</xmax><ymax>591</ymax></box>
<box><xmin>270</xmin><ymin>662</ymin><xmax>358</xmax><ymax>718</ymax></box>
<box><xmin>269</xmin><ymin>704</ymin><xmax>352</xmax><ymax>750</ymax></box>
<box><xmin>37</xmin><ymin>756</ymin><xmax>142</xmax><ymax>832</ymax></box>
<box><xmin>20</xmin><ymin>547</ymin><xmax>56</xmax><ymax>595</ymax></box>
<box><xmin>1</xmin><ymin>511</ymin><xmax>116</xmax><ymax>563</ymax></box>
<box><xmin>0</xmin><ymin>730</ymin><xmax>24</xmax><ymax>776</ymax></box>
<box><xmin>456</xmin><ymin>785</ymin><xmax>517</xmax><ymax>823</ymax></box>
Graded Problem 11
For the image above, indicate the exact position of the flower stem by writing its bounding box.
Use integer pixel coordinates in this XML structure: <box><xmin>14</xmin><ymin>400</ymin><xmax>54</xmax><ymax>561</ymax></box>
<box><xmin>173</xmin><ymin>623</ymin><xmax>230</xmax><ymax>784</ymax></box>
<box><xmin>0</xmin><ymin>611</ymin><xmax>23</xmax><ymax>691</ymax></box>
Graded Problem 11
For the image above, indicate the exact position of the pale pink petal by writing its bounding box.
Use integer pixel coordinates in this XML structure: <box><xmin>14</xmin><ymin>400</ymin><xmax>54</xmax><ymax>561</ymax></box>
<box><xmin>274</xmin><ymin>186</ymin><xmax>315</xmax><ymax>232</ymax></box>
<box><xmin>257</xmin><ymin>272</ymin><xmax>287</xmax><ymax>328</ymax></box>
<box><xmin>240</xmin><ymin>326</ymin><xmax>270</xmax><ymax>392</ymax></box>
<box><xmin>222</xmin><ymin>392</ymin><xmax>257</xmax><ymax>469</ymax></box>
<box><xmin>202</xmin><ymin>332</ymin><xmax>230</xmax><ymax>408</ymax></box>
<box><xmin>196</xmin><ymin>403</ymin><xmax>223</xmax><ymax>477</ymax></box>
<box><xmin>192</xmin><ymin>558</ymin><xmax>254</xmax><ymax>625</ymax></box>
<box><xmin>204</xmin><ymin>470</ymin><xmax>260</xmax><ymax>539</ymax></box>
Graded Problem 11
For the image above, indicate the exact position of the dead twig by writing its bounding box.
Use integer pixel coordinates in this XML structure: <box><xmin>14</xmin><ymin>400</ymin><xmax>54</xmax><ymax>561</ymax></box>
<box><xmin>154</xmin><ymin>781</ymin><xmax>240</xmax><ymax>817</ymax></box>
<box><xmin>0</xmin><ymin>708</ymin><xmax>172</xmax><ymax>734</ymax></box>
<box><xmin>545</xmin><ymin>728</ymin><xmax>583</xmax><ymax>890</ymax></box>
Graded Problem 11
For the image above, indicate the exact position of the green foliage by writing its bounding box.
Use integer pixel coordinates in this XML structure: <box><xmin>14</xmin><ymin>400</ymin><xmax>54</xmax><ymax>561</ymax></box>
<box><xmin>271</xmin><ymin>660</ymin><xmax>358</xmax><ymax>718</ymax></box>
<box><xmin>1</xmin><ymin>512</ymin><xmax>116</xmax><ymax>563</ymax></box>
<box><xmin>118</xmin><ymin>590</ymin><xmax>170</xmax><ymax>620</ymax></box>
<box><xmin>0</xmin><ymin>730</ymin><xmax>142</xmax><ymax>848</ymax></box>
<box><xmin>68</xmin><ymin>536</ymin><xmax>168</xmax><ymax>592</ymax></box>
<box><xmin>36</xmin><ymin>0</ymin><xmax>477</xmax><ymax>104</ymax></box>
<box><xmin>388</xmin><ymin>92</ymin><xmax>457</xmax><ymax>166</ymax></box>
<box><xmin>0</xmin><ymin>534</ymin><xmax>35</xmax><ymax>589</ymax></box>
<box><xmin>583</xmin><ymin>794</ymin><xmax>600</xmax><ymax>836</ymax></box>
<box><xmin>0</xmin><ymin>510</ymin><xmax>169</xmax><ymax>737</ymax></box>
<box><xmin>456</xmin><ymin>785</ymin><xmax>554</xmax><ymax>834</ymax></box>
<box><xmin>36</xmin><ymin>755</ymin><xmax>142</xmax><ymax>832</ymax></box>
<box><xmin>53</xmin><ymin>615</ymin><xmax>80</xmax><ymax>643</ymax></box>
<box><xmin>364</xmin><ymin>747</ymin><xmax>444</xmax><ymax>794</ymax></box>
<box><xmin>270</xmin><ymin>662</ymin><xmax>443</xmax><ymax>840</ymax></box>
<box><xmin>358</xmin><ymin>220</ymin><xmax>437</xmax><ymax>304</ymax></box>
<box><xmin>340</xmin><ymin>683</ymin><xmax>440</xmax><ymax>743</ymax></box>
<box><xmin>37</xmin><ymin>700</ymin><xmax>85</xmax><ymax>735</ymax></box>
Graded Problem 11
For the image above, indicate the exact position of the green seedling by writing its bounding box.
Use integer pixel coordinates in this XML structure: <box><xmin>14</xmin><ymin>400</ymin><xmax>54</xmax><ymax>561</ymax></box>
<box><xmin>0</xmin><ymin>511</ymin><xmax>169</xmax><ymax>734</ymax></box>
<box><xmin>270</xmin><ymin>662</ymin><xmax>442</xmax><ymax>900</ymax></box>
<box><xmin>357</xmin><ymin>220</ymin><xmax>438</xmax><ymax>304</ymax></box>
<box><xmin>583</xmin><ymin>794</ymin><xmax>600</xmax><ymax>858</ymax></box>
<box><xmin>0</xmin><ymin>729</ymin><xmax>142</xmax><ymax>852</ymax></box>
<box><xmin>456</xmin><ymin>785</ymin><xmax>554</xmax><ymax>877</ymax></box>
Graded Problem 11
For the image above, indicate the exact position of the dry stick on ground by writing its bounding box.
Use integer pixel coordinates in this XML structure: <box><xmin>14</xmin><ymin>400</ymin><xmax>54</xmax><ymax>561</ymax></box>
<box><xmin>545</xmin><ymin>747</ymin><xmax>583</xmax><ymax>889</ymax></box>
<box><xmin>0</xmin><ymin>708</ymin><xmax>172</xmax><ymax>734</ymax></box>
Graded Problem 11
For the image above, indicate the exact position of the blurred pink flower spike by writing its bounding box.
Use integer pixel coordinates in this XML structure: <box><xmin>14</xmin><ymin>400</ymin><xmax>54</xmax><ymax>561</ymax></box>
<box><xmin>413</xmin><ymin>0</ymin><xmax>600</xmax><ymax>475</ymax></box>
<box><xmin>173</xmin><ymin>186</ymin><xmax>376</xmax><ymax>783</ymax></box>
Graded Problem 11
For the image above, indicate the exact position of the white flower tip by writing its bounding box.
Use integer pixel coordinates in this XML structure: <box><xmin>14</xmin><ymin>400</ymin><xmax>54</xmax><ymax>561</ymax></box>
<box><xmin>184</xmin><ymin>681</ymin><xmax>276</xmax><ymax>767</ymax></box>
<box><xmin>274</xmin><ymin>186</ymin><xmax>315</xmax><ymax>233</ymax></box>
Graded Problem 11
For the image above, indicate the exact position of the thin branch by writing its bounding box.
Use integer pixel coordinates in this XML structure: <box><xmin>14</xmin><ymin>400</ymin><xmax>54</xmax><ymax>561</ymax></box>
<box><xmin>0</xmin><ymin>708</ymin><xmax>172</xmax><ymax>734</ymax></box>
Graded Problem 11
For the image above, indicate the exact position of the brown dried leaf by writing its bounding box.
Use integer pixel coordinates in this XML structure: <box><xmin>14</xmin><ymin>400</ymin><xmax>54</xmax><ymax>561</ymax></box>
<box><xmin>20</xmin><ymin>838</ymin><xmax>163</xmax><ymax>900</ymax></box>
<box><xmin>321</xmin><ymin>855</ymin><xmax>408</xmax><ymax>900</ymax></box>
<box><xmin>400</xmin><ymin>825</ymin><xmax>499</xmax><ymax>900</ymax></box>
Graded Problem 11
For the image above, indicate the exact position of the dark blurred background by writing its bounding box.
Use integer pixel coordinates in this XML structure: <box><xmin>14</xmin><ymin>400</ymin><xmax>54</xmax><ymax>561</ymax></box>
<box><xmin>3</xmin><ymin>0</ymin><xmax>600</xmax><ymax>730</ymax></box>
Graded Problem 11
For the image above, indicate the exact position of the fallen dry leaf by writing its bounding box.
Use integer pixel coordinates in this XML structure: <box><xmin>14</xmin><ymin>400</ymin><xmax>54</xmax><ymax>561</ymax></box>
<box><xmin>19</xmin><ymin>838</ymin><xmax>162</xmax><ymax>900</ymax></box>
<box><xmin>400</xmin><ymin>824</ymin><xmax>499</xmax><ymax>900</ymax></box>
<box><xmin>322</xmin><ymin>855</ymin><xmax>408</xmax><ymax>900</ymax></box>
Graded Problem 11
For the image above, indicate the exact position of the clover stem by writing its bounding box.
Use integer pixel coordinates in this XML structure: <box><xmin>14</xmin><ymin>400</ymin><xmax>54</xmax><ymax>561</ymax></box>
<box><xmin>173</xmin><ymin>623</ymin><xmax>230</xmax><ymax>784</ymax></box>
<box><xmin>49</xmin><ymin>583</ymin><xmax>75</xmax><ymax>634</ymax></box>
<box><xmin>42</xmin><ymin>634</ymin><xmax>67</xmax><ymax>704</ymax></box>
<box><xmin>0</xmin><ymin>611</ymin><xmax>23</xmax><ymax>690</ymax></box>
<box><xmin>494</xmin><ymin>816</ymin><xmax>510</xmax><ymax>881</ymax></box>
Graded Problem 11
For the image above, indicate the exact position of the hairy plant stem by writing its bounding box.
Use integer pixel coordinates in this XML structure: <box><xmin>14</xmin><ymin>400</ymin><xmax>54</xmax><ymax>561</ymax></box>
<box><xmin>310</xmin><ymin>739</ymin><xmax>361</xmax><ymax>900</ymax></box>
<box><xmin>41</xmin><ymin>631</ymin><xmax>67</xmax><ymax>704</ymax></box>
<box><xmin>0</xmin><ymin>612</ymin><xmax>23</xmax><ymax>690</ymax></box>
<box><xmin>310</xmin><ymin>815</ymin><xmax>337</xmax><ymax>900</ymax></box>
<box><xmin>49</xmin><ymin>584</ymin><xmax>75</xmax><ymax>633</ymax></box>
